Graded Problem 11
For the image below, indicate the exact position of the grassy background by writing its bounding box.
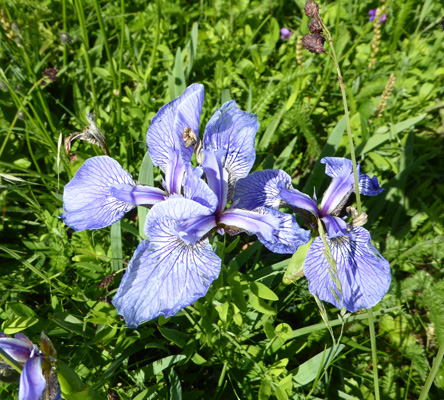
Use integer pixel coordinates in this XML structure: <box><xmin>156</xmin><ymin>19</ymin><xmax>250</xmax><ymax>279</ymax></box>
<box><xmin>0</xmin><ymin>0</ymin><xmax>444</xmax><ymax>399</ymax></box>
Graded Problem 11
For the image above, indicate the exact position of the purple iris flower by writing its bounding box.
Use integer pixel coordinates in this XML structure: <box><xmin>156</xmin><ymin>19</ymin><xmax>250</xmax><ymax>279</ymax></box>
<box><xmin>280</xmin><ymin>28</ymin><xmax>293</xmax><ymax>40</ymax></box>
<box><xmin>0</xmin><ymin>333</ymin><xmax>60</xmax><ymax>400</ymax></box>
<box><xmin>111</xmin><ymin>85</ymin><xmax>310</xmax><ymax>327</ymax></box>
<box><xmin>233</xmin><ymin>157</ymin><xmax>391</xmax><ymax>312</ymax></box>
<box><xmin>60</xmin><ymin>84</ymin><xmax>204</xmax><ymax>231</ymax></box>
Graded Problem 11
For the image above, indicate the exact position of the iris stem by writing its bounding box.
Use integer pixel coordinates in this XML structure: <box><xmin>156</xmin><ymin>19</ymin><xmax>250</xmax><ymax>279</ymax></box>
<box><xmin>0</xmin><ymin>348</ymin><xmax>22</xmax><ymax>374</ymax></box>
<box><xmin>418</xmin><ymin>338</ymin><xmax>444</xmax><ymax>400</ymax></box>
<box><xmin>368</xmin><ymin>308</ymin><xmax>380</xmax><ymax>400</ymax></box>
<box><xmin>317</xmin><ymin>16</ymin><xmax>362</xmax><ymax>215</ymax></box>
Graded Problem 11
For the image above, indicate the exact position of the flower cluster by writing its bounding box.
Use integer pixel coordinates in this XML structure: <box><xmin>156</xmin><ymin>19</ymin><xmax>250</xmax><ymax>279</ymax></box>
<box><xmin>0</xmin><ymin>332</ymin><xmax>60</xmax><ymax>400</ymax></box>
<box><xmin>61</xmin><ymin>84</ymin><xmax>310</xmax><ymax>327</ymax></box>
<box><xmin>61</xmin><ymin>83</ymin><xmax>391</xmax><ymax>326</ymax></box>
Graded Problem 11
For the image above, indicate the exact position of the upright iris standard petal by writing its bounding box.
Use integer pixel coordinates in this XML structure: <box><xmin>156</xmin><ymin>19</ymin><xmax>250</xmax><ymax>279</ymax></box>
<box><xmin>183</xmin><ymin>166</ymin><xmax>218</xmax><ymax>213</ymax></box>
<box><xmin>163</xmin><ymin>149</ymin><xmax>187</xmax><ymax>195</ymax></box>
<box><xmin>112</xmin><ymin>217</ymin><xmax>221</xmax><ymax>328</ymax></box>
<box><xmin>304</xmin><ymin>227</ymin><xmax>391</xmax><ymax>312</ymax></box>
<box><xmin>203</xmin><ymin>101</ymin><xmax>259</xmax><ymax>198</ymax></box>
<box><xmin>61</xmin><ymin>156</ymin><xmax>140</xmax><ymax>231</ymax></box>
<box><xmin>321</xmin><ymin>215</ymin><xmax>348</xmax><ymax>238</ymax></box>
<box><xmin>319</xmin><ymin>157</ymin><xmax>384</xmax><ymax>215</ymax></box>
<box><xmin>254</xmin><ymin>207</ymin><xmax>311</xmax><ymax>254</ymax></box>
<box><xmin>201</xmin><ymin>149</ymin><xmax>228</xmax><ymax>215</ymax></box>
<box><xmin>19</xmin><ymin>356</ymin><xmax>46</xmax><ymax>400</ymax></box>
<box><xmin>147</xmin><ymin>84</ymin><xmax>204</xmax><ymax>169</ymax></box>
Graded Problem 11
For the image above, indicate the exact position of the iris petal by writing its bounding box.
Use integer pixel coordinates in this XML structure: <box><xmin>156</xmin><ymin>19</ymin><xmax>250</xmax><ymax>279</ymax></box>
<box><xmin>201</xmin><ymin>149</ymin><xmax>229</xmax><ymax>215</ymax></box>
<box><xmin>218</xmin><ymin>208</ymin><xmax>279</xmax><ymax>242</ymax></box>
<box><xmin>144</xmin><ymin>196</ymin><xmax>214</xmax><ymax>235</ymax></box>
<box><xmin>112</xmin><ymin>218</ymin><xmax>221</xmax><ymax>327</ymax></box>
<box><xmin>110</xmin><ymin>184</ymin><xmax>166</xmax><ymax>205</ymax></box>
<box><xmin>203</xmin><ymin>101</ymin><xmax>259</xmax><ymax>199</ymax></box>
<box><xmin>359</xmin><ymin>174</ymin><xmax>384</xmax><ymax>196</ymax></box>
<box><xmin>183</xmin><ymin>165</ymin><xmax>218</xmax><ymax>213</ymax></box>
<box><xmin>147</xmin><ymin>84</ymin><xmax>204</xmax><ymax>169</ymax></box>
<box><xmin>61</xmin><ymin>156</ymin><xmax>137</xmax><ymax>231</ymax></box>
<box><xmin>254</xmin><ymin>207</ymin><xmax>311</xmax><ymax>254</ymax></box>
<box><xmin>321</xmin><ymin>215</ymin><xmax>348</xmax><ymax>238</ymax></box>
<box><xmin>19</xmin><ymin>357</ymin><xmax>46</xmax><ymax>400</ymax></box>
<box><xmin>233</xmin><ymin>169</ymin><xmax>292</xmax><ymax>210</ymax></box>
<box><xmin>304</xmin><ymin>227</ymin><xmax>391</xmax><ymax>312</ymax></box>
<box><xmin>0</xmin><ymin>337</ymin><xmax>31</xmax><ymax>362</ymax></box>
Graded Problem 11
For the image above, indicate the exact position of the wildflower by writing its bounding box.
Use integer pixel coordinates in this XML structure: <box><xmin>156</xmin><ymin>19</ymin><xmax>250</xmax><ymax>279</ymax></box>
<box><xmin>280</xmin><ymin>28</ymin><xmax>293</xmax><ymax>40</ymax></box>
<box><xmin>0</xmin><ymin>332</ymin><xmax>60</xmax><ymax>400</ymax></box>
<box><xmin>60</xmin><ymin>85</ymin><xmax>205</xmax><ymax>230</ymax></box>
<box><xmin>369</xmin><ymin>9</ymin><xmax>387</xmax><ymax>24</ymax></box>
<box><xmin>111</xmin><ymin>86</ymin><xmax>310</xmax><ymax>327</ymax></box>
<box><xmin>233</xmin><ymin>157</ymin><xmax>391</xmax><ymax>312</ymax></box>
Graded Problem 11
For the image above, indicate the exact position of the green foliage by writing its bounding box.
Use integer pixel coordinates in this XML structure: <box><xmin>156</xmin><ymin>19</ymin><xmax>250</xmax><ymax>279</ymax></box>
<box><xmin>0</xmin><ymin>0</ymin><xmax>444</xmax><ymax>399</ymax></box>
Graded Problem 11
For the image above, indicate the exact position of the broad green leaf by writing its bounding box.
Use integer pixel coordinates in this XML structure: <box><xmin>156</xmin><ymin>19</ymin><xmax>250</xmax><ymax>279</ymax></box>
<box><xmin>258</xmin><ymin>377</ymin><xmax>272</xmax><ymax>400</ymax></box>
<box><xmin>291</xmin><ymin>344</ymin><xmax>345</xmax><ymax>387</ymax></box>
<box><xmin>283</xmin><ymin>240</ymin><xmax>312</xmax><ymax>284</ymax></box>
<box><xmin>2</xmin><ymin>317</ymin><xmax>39</xmax><ymax>334</ymax></box>
<box><xmin>258</xmin><ymin>108</ymin><xmax>285</xmax><ymax>151</ymax></box>
<box><xmin>249</xmin><ymin>293</ymin><xmax>276</xmax><ymax>315</ymax></box>
<box><xmin>250</xmin><ymin>281</ymin><xmax>278</xmax><ymax>301</ymax></box>
<box><xmin>140</xmin><ymin>354</ymin><xmax>186</xmax><ymax>379</ymax></box>
<box><xmin>7</xmin><ymin>302</ymin><xmax>37</xmax><ymax>317</ymax></box>
<box><xmin>159</xmin><ymin>327</ymin><xmax>189</xmax><ymax>348</ymax></box>
<box><xmin>168</xmin><ymin>368</ymin><xmax>183</xmax><ymax>400</ymax></box>
<box><xmin>174</xmin><ymin>47</ymin><xmax>186</xmax><ymax>96</ymax></box>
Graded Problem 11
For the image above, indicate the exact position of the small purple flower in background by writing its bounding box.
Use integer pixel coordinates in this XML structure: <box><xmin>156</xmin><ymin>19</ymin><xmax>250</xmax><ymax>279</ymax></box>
<box><xmin>369</xmin><ymin>9</ymin><xmax>387</xmax><ymax>24</ymax></box>
<box><xmin>280</xmin><ymin>28</ymin><xmax>293</xmax><ymax>40</ymax></box>
<box><xmin>233</xmin><ymin>157</ymin><xmax>391</xmax><ymax>312</ymax></box>
<box><xmin>0</xmin><ymin>332</ymin><xmax>61</xmax><ymax>400</ymax></box>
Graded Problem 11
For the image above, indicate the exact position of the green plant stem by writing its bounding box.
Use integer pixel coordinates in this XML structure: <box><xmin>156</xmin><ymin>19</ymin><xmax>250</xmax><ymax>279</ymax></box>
<box><xmin>0</xmin><ymin>348</ymin><xmax>22</xmax><ymax>374</ymax></box>
<box><xmin>145</xmin><ymin>0</ymin><xmax>161</xmax><ymax>85</ymax></box>
<box><xmin>62</xmin><ymin>0</ymin><xmax>68</xmax><ymax>68</ymax></box>
<box><xmin>92</xmin><ymin>0</ymin><xmax>119</xmax><ymax>123</ymax></box>
<box><xmin>74</xmin><ymin>0</ymin><xmax>98</xmax><ymax>107</ymax></box>
<box><xmin>117</xmin><ymin>0</ymin><xmax>125</xmax><ymax>126</ymax></box>
<box><xmin>418</xmin><ymin>338</ymin><xmax>444</xmax><ymax>400</ymax></box>
<box><xmin>318</xmin><ymin>18</ymin><xmax>362</xmax><ymax>215</ymax></box>
<box><xmin>368</xmin><ymin>308</ymin><xmax>380</xmax><ymax>400</ymax></box>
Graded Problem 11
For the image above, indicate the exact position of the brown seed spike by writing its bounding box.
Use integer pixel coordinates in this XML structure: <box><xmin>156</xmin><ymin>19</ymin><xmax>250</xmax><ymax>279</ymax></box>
<box><xmin>302</xmin><ymin>33</ymin><xmax>326</xmax><ymax>54</ymax></box>
<box><xmin>308</xmin><ymin>19</ymin><xmax>322</xmax><ymax>34</ymax></box>
<box><xmin>304</xmin><ymin>1</ymin><xmax>320</xmax><ymax>18</ymax></box>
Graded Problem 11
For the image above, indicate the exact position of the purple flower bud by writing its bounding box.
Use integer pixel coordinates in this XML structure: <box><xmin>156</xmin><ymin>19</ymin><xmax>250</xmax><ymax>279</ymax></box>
<box><xmin>379</xmin><ymin>13</ymin><xmax>387</xmax><ymax>24</ymax></box>
<box><xmin>368</xmin><ymin>9</ymin><xmax>377</xmax><ymax>22</ymax></box>
<box><xmin>280</xmin><ymin>28</ymin><xmax>293</xmax><ymax>40</ymax></box>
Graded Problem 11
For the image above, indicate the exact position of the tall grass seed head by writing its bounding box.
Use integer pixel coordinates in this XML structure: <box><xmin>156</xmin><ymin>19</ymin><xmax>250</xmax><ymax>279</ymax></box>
<box><xmin>308</xmin><ymin>19</ymin><xmax>322</xmax><ymax>34</ymax></box>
